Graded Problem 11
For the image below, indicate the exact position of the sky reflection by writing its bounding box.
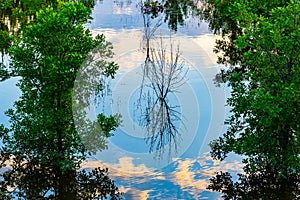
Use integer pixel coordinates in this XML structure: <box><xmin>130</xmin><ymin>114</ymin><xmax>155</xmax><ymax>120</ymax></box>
<box><xmin>83</xmin><ymin>152</ymin><xmax>243</xmax><ymax>199</ymax></box>
<box><xmin>80</xmin><ymin>1</ymin><xmax>241</xmax><ymax>198</ymax></box>
<box><xmin>72</xmin><ymin>26</ymin><xmax>240</xmax><ymax>199</ymax></box>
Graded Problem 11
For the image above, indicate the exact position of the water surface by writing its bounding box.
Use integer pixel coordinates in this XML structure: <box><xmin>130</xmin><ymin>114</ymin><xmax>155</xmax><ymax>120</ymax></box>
<box><xmin>79</xmin><ymin>1</ymin><xmax>243</xmax><ymax>199</ymax></box>
<box><xmin>0</xmin><ymin>1</ymin><xmax>243</xmax><ymax>199</ymax></box>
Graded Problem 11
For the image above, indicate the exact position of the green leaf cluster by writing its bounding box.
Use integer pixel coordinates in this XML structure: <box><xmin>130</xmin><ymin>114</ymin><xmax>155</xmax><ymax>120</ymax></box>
<box><xmin>202</xmin><ymin>0</ymin><xmax>300</xmax><ymax>199</ymax></box>
<box><xmin>142</xmin><ymin>0</ymin><xmax>197</xmax><ymax>31</ymax></box>
<box><xmin>0</xmin><ymin>1</ymin><xmax>123</xmax><ymax>199</ymax></box>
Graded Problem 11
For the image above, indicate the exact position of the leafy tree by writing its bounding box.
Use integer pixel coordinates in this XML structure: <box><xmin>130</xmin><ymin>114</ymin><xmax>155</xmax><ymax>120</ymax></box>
<box><xmin>202</xmin><ymin>0</ymin><xmax>300</xmax><ymax>199</ymax></box>
<box><xmin>142</xmin><ymin>0</ymin><xmax>198</xmax><ymax>31</ymax></box>
<box><xmin>0</xmin><ymin>0</ymin><xmax>97</xmax><ymax>81</ymax></box>
<box><xmin>0</xmin><ymin>1</ymin><xmax>122</xmax><ymax>199</ymax></box>
<box><xmin>198</xmin><ymin>0</ymin><xmax>285</xmax><ymax>66</ymax></box>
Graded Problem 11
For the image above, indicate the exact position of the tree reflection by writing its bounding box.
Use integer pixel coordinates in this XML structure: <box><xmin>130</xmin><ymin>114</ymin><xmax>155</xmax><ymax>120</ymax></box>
<box><xmin>137</xmin><ymin>31</ymin><xmax>188</xmax><ymax>158</ymax></box>
<box><xmin>113</xmin><ymin>0</ymin><xmax>133</xmax><ymax>8</ymax></box>
<box><xmin>141</xmin><ymin>0</ymin><xmax>200</xmax><ymax>31</ymax></box>
<box><xmin>145</xmin><ymin>42</ymin><xmax>186</xmax><ymax>158</ymax></box>
<box><xmin>118</xmin><ymin>1</ymin><xmax>188</xmax><ymax>158</ymax></box>
<box><xmin>73</xmin><ymin>40</ymin><xmax>120</xmax><ymax>154</ymax></box>
<box><xmin>207</xmin><ymin>162</ymin><xmax>299</xmax><ymax>199</ymax></box>
<box><xmin>200</xmin><ymin>1</ymin><xmax>300</xmax><ymax>199</ymax></box>
<box><xmin>139</xmin><ymin>0</ymin><xmax>164</xmax><ymax>61</ymax></box>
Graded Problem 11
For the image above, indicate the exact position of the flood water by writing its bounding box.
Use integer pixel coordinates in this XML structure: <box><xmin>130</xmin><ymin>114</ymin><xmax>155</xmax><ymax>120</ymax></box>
<box><xmin>78</xmin><ymin>0</ymin><xmax>243</xmax><ymax>199</ymax></box>
<box><xmin>0</xmin><ymin>0</ymin><xmax>243</xmax><ymax>199</ymax></box>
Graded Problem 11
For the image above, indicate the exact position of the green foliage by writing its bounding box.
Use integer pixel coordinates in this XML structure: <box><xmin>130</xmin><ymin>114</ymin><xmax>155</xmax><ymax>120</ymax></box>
<box><xmin>199</xmin><ymin>0</ymin><xmax>286</xmax><ymax>66</ymax></box>
<box><xmin>0</xmin><ymin>1</ymin><xmax>122</xmax><ymax>199</ymax></box>
<box><xmin>97</xmin><ymin>114</ymin><xmax>121</xmax><ymax>137</ymax></box>
<box><xmin>0</xmin><ymin>0</ymin><xmax>97</xmax><ymax>81</ymax></box>
<box><xmin>203</xmin><ymin>0</ymin><xmax>300</xmax><ymax>199</ymax></box>
<box><xmin>163</xmin><ymin>0</ymin><xmax>194</xmax><ymax>31</ymax></box>
<box><xmin>207</xmin><ymin>169</ymin><xmax>299</xmax><ymax>200</ymax></box>
<box><xmin>142</xmin><ymin>0</ymin><xmax>197</xmax><ymax>31</ymax></box>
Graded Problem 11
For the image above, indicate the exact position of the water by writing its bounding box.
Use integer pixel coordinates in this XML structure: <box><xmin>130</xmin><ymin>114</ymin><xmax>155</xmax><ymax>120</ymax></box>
<box><xmin>78</xmin><ymin>0</ymin><xmax>243</xmax><ymax>199</ymax></box>
<box><xmin>0</xmin><ymin>0</ymin><xmax>243</xmax><ymax>199</ymax></box>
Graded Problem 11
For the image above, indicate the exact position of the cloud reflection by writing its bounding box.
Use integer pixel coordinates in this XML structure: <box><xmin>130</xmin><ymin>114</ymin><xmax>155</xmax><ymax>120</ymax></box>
<box><xmin>82</xmin><ymin>153</ymin><xmax>243</xmax><ymax>199</ymax></box>
<box><xmin>171</xmin><ymin>156</ymin><xmax>243</xmax><ymax>199</ymax></box>
<box><xmin>119</xmin><ymin>186</ymin><xmax>151</xmax><ymax>200</ymax></box>
<box><xmin>113</xmin><ymin>7</ymin><xmax>133</xmax><ymax>15</ymax></box>
<box><xmin>84</xmin><ymin>29</ymin><xmax>228</xmax><ymax>199</ymax></box>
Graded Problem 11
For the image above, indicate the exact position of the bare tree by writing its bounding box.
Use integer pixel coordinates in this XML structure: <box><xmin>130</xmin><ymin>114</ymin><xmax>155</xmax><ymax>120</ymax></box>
<box><xmin>137</xmin><ymin>37</ymin><xmax>188</xmax><ymax>159</ymax></box>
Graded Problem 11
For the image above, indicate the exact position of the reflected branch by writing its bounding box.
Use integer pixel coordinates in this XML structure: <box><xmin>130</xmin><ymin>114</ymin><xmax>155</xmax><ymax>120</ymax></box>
<box><xmin>72</xmin><ymin>35</ymin><xmax>121</xmax><ymax>155</ymax></box>
<box><xmin>113</xmin><ymin>0</ymin><xmax>133</xmax><ymax>8</ymax></box>
<box><xmin>140</xmin><ymin>0</ymin><xmax>164</xmax><ymax>61</ymax></box>
<box><xmin>137</xmin><ymin>36</ymin><xmax>188</xmax><ymax>158</ymax></box>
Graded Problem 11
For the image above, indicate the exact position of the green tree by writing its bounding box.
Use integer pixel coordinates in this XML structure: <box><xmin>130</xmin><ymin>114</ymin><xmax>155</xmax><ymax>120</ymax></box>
<box><xmin>0</xmin><ymin>0</ymin><xmax>97</xmax><ymax>81</ymax></box>
<box><xmin>199</xmin><ymin>0</ymin><xmax>285</xmax><ymax>66</ymax></box>
<box><xmin>202</xmin><ymin>0</ymin><xmax>300</xmax><ymax>199</ymax></box>
<box><xmin>0</xmin><ymin>1</ymin><xmax>122</xmax><ymax>199</ymax></box>
<box><xmin>142</xmin><ymin>0</ymin><xmax>197</xmax><ymax>31</ymax></box>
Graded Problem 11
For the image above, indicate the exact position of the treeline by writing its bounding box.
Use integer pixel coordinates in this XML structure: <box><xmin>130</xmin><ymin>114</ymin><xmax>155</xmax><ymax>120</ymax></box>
<box><xmin>0</xmin><ymin>1</ymin><xmax>122</xmax><ymax>199</ymax></box>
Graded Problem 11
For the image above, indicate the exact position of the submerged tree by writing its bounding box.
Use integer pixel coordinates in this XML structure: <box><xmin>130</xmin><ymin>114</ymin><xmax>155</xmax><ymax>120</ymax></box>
<box><xmin>200</xmin><ymin>0</ymin><xmax>300</xmax><ymax>199</ymax></box>
<box><xmin>0</xmin><ymin>1</ymin><xmax>122</xmax><ymax>199</ymax></box>
<box><xmin>136</xmin><ymin>37</ymin><xmax>188</xmax><ymax>158</ymax></box>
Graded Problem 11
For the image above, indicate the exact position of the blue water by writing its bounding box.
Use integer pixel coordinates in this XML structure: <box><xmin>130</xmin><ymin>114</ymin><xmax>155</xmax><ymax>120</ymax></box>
<box><xmin>81</xmin><ymin>1</ymin><xmax>242</xmax><ymax>199</ymax></box>
<box><xmin>0</xmin><ymin>1</ymin><xmax>243</xmax><ymax>199</ymax></box>
<box><xmin>0</xmin><ymin>77</ymin><xmax>21</xmax><ymax>127</ymax></box>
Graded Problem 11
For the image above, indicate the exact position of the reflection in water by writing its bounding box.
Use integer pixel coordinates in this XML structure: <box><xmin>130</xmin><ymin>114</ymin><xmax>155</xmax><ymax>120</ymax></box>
<box><xmin>135</xmin><ymin>2</ymin><xmax>189</xmax><ymax>158</ymax></box>
<box><xmin>141</xmin><ymin>0</ymin><xmax>201</xmax><ymax>32</ymax></box>
<box><xmin>73</xmin><ymin>39</ymin><xmax>120</xmax><ymax>154</ymax></box>
<box><xmin>137</xmin><ymin>38</ymin><xmax>188</xmax><ymax>158</ymax></box>
<box><xmin>0</xmin><ymin>0</ymin><xmax>235</xmax><ymax>199</ymax></box>
<box><xmin>83</xmin><ymin>152</ymin><xmax>243</xmax><ymax>200</ymax></box>
<box><xmin>114</xmin><ymin>0</ymin><xmax>133</xmax><ymax>8</ymax></box>
<box><xmin>85</xmin><ymin>0</ymin><xmax>232</xmax><ymax>199</ymax></box>
<box><xmin>140</xmin><ymin>0</ymin><xmax>163</xmax><ymax>61</ymax></box>
<box><xmin>76</xmin><ymin>30</ymin><xmax>228</xmax><ymax>199</ymax></box>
